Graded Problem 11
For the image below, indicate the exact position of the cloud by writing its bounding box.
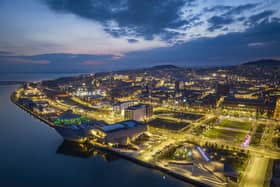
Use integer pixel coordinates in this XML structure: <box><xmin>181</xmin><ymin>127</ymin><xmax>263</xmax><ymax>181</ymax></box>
<box><xmin>206</xmin><ymin>3</ymin><xmax>262</xmax><ymax>31</ymax></box>
<box><xmin>0</xmin><ymin>53</ymin><xmax>116</xmax><ymax>72</ymax></box>
<box><xmin>0</xmin><ymin>57</ymin><xmax>50</xmax><ymax>64</ymax></box>
<box><xmin>204</xmin><ymin>5</ymin><xmax>232</xmax><ymax>12</ymax></box>
<box><xmin>127</xmin><ymin>38</ymin><xmax>139</xmax><ymax>43</ymax></box>
<box><xmin>223</xmin><ymin>3</ymin><xmax>259</xmax><ymax>17</ymax></box>
<box><xmin>114</xmin><ymin>20</ymin><xmax>280</xmax><ymax>67</ymax></box>
<box><xmin>207</xmin><ymin>16</ymin><xmax>234</xmax><ymax>31</ymax></box>
<box><xmin>42</xmin><ymin>0</ymin><xmax>188</xmax><ymax>40</ymax></box>
<box><xmin>0</xmin><ymin>0</ymin><xmax>280</xmax><ymax>73</ymax></box>
<box><xmin>206</xmin><ymin>3</ymin><xmax>259</xmax><ymax>15</ymax></box>
<box><xmin>249</xmin><ymin>10</ymin><xmax>275</xmax><ymax>23</ymax></box>
<box><xmin>1</xmin><ymin>19</ymin><xmax>280</xmax><ymax>72</ymax></box>
<box><xmin>0</xmin><ymin>51</ymin><xmax>13</xmax><ymax>56</ymax></box>
<box><xmin>37</xmin><ymin>0</ymin><xmax>280</xmax><ymax>48</ymax></box>
<box><xmin>80</xmin><ymin>60</ymin><xmax>105</xmax><ymax>65</ymax></box>
<box><xmin>1</xmin><ymin>19</ymin><xmax>280</xmax><ymax>73</ymax></box>
<box><xmin>248</xmin><ymin>42</ymin><xmax>265</xmax><ymax>47</ymax></box>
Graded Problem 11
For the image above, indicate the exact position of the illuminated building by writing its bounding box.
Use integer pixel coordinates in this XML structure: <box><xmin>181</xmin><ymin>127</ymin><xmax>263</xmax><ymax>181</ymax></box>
<box><xmin>91</xmin><ymin>120</ymin><xmax>146</xmax><ymax>145</ymax></box>
<box><xmin>113</xmin><ymin>74</ymin><xmax>129</xmax><ymax>81</ymax></box>
<box><xmin>175</xmin><ymin>80</ymin><xmax>185</xmax><ymax>91</ymax></box>
<box><xmin>124</xmin><ymin>104</ymin><xmax>153</xmax><ymax>121</ymax></box>
<box><xmin>221</xmin><ymin>96</ymin><xmax>276</xmax><ymax>118</ymax></box>
<box><xmin>74</xmin><ymin>87</ymin><xmax>93</xmax><ymax>97</ymax></box>
<box><xmin>113</xmin><ymin>101</ymin><xmax>135</xmax><ymax>115</ymax></box>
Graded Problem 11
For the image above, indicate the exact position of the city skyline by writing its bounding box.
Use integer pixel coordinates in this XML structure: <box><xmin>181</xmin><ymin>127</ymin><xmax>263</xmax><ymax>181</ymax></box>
<box><xmin>1</xmin><ymin>1</ymin><xmax>280</xmax><ymax>187</ymax></box>
<box><xmin>10</xmin><ymin>62</ymin><xmax>280</xmax><ymax>187</ymax></box>
<box><xmin>0</xmin><ymin>0</ymin><xmax>280</xmax><ymax>72</ymax></box>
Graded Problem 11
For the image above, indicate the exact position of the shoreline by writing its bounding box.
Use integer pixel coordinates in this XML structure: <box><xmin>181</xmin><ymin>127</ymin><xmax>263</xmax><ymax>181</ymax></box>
<box><xmin>10</xmin><ymin>89</ymin><xmax>215</xmax><ymax>187</ymax></box>
<box><xmin>88</xmin><ymin>143</ymin><xmax>212</xmax><ymax>187</ymax></box>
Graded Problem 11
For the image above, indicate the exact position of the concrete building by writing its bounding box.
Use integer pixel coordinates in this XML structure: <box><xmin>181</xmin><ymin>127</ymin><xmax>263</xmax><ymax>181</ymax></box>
<box><xmin>221</xmin><ymin>96</ymin><xmax>276</xmax><ymax>118</ymax></box>
<box><xmin>175</xmin><ymin>80</ymin><xmax>185</xmax><ymax>91</ymax></box>
<box><xmin>124</xmin><ymin>104</ymin><xmax>153</xmax><ymax>121</ymax></box>
<box><xmin>92</xmin><ymin>120</ymin><xmax>146</xmax><ymax>145</ymax></box>
<box><xmin>113</xmin><ymin>101</ymin><xmax>135</xmax><ymax>115</ymax></box>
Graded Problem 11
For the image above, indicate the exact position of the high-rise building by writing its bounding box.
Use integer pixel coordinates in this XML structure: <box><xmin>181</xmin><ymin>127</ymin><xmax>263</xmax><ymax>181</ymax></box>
<box><xmin>113</xmin><ymin>101</ymin><xmax>135</xmax><ymax>116</ymax></box>
<box><xmin>175</xmin><ymin>80</ymin><xmax>184</xmax><ymax>91</ymax></box>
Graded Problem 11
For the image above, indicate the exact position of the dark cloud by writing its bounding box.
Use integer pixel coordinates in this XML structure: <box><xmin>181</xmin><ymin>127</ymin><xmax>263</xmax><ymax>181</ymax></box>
<box><xmin>223</xmin><ymin>3</ymin><xmax>259</xmax><ymax>16</ymax></box>
<box><xmin>249</xmin><ymin>10</ymin><xmax>275</xmax><ymax>23</ymax></box>
<box><xmin>185</xmin><ymin>0</ymin><xmax>197</xmax><ymax>7</ymax></box>
<box><xmin>205</xmin><ymin>3</ymin><xmax>258</xmax><ymax>14</ymax></box>
<box><xmin>116</xmin><ymin>20</ymin><xmax>280</xmax><ymax>68</ymax></box>
<box><xmin>43</xmin><ymin>0</ymin><xmax>189</xmax><ymax>40</ymax></box>
<box><xmin>207</xmin><ymin>16</ymin><xmax>234</xmax><ymax>31</ymax></box>
<box><xmin>1</xmin><ymin>20</ymin><xmax>280</xmax><ymax>72</ymax></box>
<box><xmin>204</xmin><ymin>5</ymin><xmax>232</xmax><ymax>12</ymax></box>
<box><xmin>237</xmin><ymin>17</ymin><xmax>246</xmax><ymax>22</ymax></box>
<box><xmin>1</xmin><ymin>1</ymin><xmax>279</xmax><ymax>72</ymax></box>
<box><xmin>127</xmin><ymin>39</ymin><xmax>139</xmax><ymax>43</ymax></box>
<box><xmin>0</xmin><ymin>51</ymin><xmax>12</xmax><ymax>55</ymax></box>
<box><xmin>206</xmin><ymin>3</ymin><xmax>265</xmax><ymax>32</ymax></box>
<box><xmin>159</xmin><ymin>30</ymin><xmax>186</xmax><ymax>43</ymax></box>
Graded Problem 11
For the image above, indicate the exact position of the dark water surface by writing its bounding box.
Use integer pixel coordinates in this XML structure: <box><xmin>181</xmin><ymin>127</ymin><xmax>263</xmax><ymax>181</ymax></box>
<box><xmin>0</xmin><ymin>74</ymin><xmax>194</xmax><ymax>187</ymax></box>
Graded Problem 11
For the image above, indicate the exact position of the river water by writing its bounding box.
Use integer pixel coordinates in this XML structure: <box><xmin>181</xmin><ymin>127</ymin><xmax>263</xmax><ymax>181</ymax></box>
<box><xmin>0</xmin><ymin>73</ymin><xmax>194</xmax><ymax>187</ymax></box>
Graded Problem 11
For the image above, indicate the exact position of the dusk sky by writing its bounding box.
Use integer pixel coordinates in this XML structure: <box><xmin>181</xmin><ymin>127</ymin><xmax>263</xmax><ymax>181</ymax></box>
<box><xmin>0</xmin><ymin>0</ymin><xmax>280</xmax><ymax>72</ymax></box>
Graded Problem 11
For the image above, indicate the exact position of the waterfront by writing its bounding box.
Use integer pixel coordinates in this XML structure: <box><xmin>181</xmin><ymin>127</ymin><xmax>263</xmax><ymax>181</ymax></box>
<box><xmin>0</xmin><ymin>75</ymin><xmax>193</xmax><ymax>187</ymax></box>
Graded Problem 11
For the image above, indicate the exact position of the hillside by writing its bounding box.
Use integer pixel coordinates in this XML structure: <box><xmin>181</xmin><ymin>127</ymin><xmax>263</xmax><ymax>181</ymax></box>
<box><xmin>242</xmin><ymin>59</ymin><xmax>280</xmax><ymax>66</ymax></box>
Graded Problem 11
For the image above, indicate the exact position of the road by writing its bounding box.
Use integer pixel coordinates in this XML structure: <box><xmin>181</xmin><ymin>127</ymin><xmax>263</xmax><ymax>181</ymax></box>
<box><xmin>240</xmin><ymin>156</ymin><xmax>270</xmax><ymax>187</ymax></box>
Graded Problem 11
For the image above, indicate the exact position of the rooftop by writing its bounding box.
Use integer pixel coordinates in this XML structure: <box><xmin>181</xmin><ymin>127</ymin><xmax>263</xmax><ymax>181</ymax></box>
<box><xmin>100</xmin><ymin>120</ymin><xmax>142</xmax><ymax>133</ymax></box>
<box><xmin>127</xmin><ymin>104</ymin><xmax>146</xmax><ymax>110</ymax></box>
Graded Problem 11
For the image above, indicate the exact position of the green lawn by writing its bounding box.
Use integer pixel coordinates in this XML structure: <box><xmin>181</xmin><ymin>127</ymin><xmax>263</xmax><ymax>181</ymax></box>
<box><xmin>203</xmin><ymin>128</ymin><xmax>247</xmax><ymax>142</ymax></box>
<box><xmin>217</xmin><ymin>120</ymin><xmax>252</xmax><ymax>131</ymax></box>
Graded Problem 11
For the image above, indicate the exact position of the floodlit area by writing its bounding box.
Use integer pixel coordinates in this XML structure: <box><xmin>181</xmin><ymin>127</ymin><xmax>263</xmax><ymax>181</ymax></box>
<box><xmin>203</xmin><ymin>128</ymin><xmax>247</xmax><ymax>142</ymax></box>
<box><xmin>13</xmin><ymin>64</ymin><xmax>280</xmax><ymax>187</ymax></box>
<box><xmin>201</xmin><ymin>119</ymin><xmax>252</xmax><ymax>143</ymax></box>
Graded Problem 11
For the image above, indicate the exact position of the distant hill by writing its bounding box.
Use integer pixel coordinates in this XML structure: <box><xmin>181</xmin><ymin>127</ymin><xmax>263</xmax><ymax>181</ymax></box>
<box><xmin>150</xmin><ymin>64</ymin><xmax>180</xmax><ymax>70</ymax></box>
<box><xmin>242</xmin><ymin>59</ymin><xmax>280</xmax><ymax>66</ymax></box>
<box><xmin>0</xmin><ymin>81</ymin><xmax>26</xmax><ymax>85</ymax></box>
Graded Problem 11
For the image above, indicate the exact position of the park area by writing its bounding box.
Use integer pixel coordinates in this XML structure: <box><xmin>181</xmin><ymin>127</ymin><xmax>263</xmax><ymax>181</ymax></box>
<box><xmin>250</xmin><ymin>123</ymin><xmax>266</xmax><ymax>146</ymax></box>
<box><xmin>203</xmin><ymin>128</ymin><xmax>247</xmax><ymax>142</ymax></box>
<box><xmin>217</xmin><ymin>119</ymin><xmax>252</xmax><ymax>131</ymax></box>
<box><xmin>202</xmin><ymin>119</ymin><xmax>252</xmax><ymax>142</ymax></box>
<box><xmin>154</xmin><ymin>110</ymin><xmax>204</xmax><ymax>121</ymax></box>
<box><xmin>148</xmin><ymin>118</ymin><xmax>190</xmax><ymax>131</ymax></box>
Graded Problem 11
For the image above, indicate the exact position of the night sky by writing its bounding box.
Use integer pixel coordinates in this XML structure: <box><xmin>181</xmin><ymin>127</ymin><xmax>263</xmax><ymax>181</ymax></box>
<box><xmin>0</xmin><ymin>0</ymin><xmax>280</xmax><ymax>72</ymax></box>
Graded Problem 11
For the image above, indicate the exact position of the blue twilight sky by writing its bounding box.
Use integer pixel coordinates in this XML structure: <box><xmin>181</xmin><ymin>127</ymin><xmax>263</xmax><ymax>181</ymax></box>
<box><xmin>0</xmin><ymin>0</ymin><xmax>280</xmax><ymax>72</ymax></box>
